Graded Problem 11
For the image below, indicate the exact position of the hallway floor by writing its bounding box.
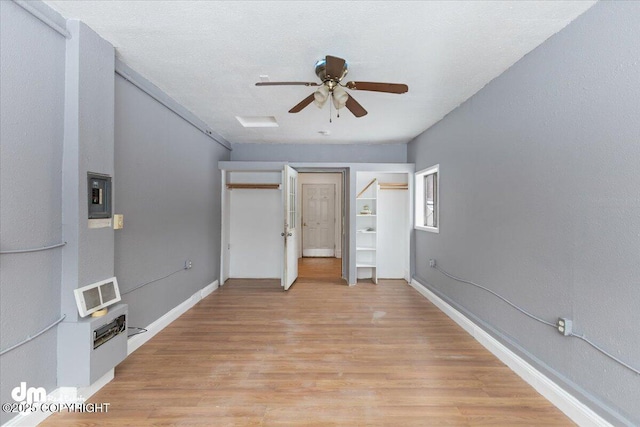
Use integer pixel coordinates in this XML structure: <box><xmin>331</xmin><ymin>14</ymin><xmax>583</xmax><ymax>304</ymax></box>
<box><xmin>298</xmin><ymin>256</ymin><xmax>342</xmax><ymax>280</ymax></box>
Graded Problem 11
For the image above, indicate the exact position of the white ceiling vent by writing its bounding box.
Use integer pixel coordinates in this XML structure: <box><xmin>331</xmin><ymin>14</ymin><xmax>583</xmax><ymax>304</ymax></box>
<box><xmin>235</xmin><ymin>116</ymin><xmax>279</xmax><ymax>128</ymax></box>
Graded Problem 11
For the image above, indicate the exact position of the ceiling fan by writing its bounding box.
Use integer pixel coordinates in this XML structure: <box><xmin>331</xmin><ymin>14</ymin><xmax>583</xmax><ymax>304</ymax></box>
<box><xmin>255</xmin><ymin>55</ymin><xmax>408</xmax><ymax>118</ymax></box>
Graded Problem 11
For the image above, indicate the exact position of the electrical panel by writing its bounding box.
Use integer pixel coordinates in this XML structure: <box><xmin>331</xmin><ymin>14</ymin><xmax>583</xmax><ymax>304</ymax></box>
<box><xmin>87</xmin><ymin>173</ymin><xmax>112</xmax><ymax>219</ymax></box>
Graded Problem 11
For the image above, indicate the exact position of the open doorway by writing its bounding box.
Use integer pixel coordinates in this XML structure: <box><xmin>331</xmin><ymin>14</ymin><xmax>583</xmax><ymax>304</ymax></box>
<box><xmin>298</xmin><ymin>172</ymin><xmax>343</xmax><ymax>280</ymax></box>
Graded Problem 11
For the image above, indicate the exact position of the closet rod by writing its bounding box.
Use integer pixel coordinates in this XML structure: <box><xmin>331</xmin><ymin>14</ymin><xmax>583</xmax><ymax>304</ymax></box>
<box><xmin>379</xmin><ymin>182</ymin><xmax>408</xmax><ymax>190</ymax></box>
<box><xmin>226</xmin><ymin>183</ymin><xmax>280</xmax><ymax>190</ymax></box>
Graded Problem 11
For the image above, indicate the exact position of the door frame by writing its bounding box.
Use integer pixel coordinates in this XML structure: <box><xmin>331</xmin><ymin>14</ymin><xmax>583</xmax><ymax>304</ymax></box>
<box><xmin>294</xmin><ymin>168</ymin><xmax>348</xmax><ymax>282</ymax></box>
<box><xmin>299</xmin><ymin>172</ymin><xmax>344</xmax><ymax>258</ymax></box>
<box><xmin>301</xmin><ymin>183</ymin><xmax>336</xmax><ymax>257</ymax></box>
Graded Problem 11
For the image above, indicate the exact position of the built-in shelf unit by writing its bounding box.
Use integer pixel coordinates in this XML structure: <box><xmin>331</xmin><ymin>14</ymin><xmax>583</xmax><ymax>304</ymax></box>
<box><xmin>356</xmin><ymin>178</ymin><xmax>378</xmax><ymax>283</ymax></box>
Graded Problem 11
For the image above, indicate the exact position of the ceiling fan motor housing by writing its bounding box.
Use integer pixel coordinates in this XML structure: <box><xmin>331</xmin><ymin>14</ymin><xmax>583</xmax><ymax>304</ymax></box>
<box><xmin>315</xmin><ymin>58</ymin><xmax>349</xmax><ymax>84</ymax></box>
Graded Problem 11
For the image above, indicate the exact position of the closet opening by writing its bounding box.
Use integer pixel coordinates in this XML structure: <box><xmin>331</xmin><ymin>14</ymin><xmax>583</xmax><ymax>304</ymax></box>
<box><xmin>355</xmin><ymin>171</ymin><xmax>410</xmax><ymax>285</ymax></box>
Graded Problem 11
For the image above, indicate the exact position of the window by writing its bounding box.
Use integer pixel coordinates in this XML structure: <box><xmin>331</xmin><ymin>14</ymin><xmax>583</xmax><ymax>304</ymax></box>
<box><xmin>415</xmin><ymin>164</ymin><xmax>439</xmax><ymax>233</ymax></box>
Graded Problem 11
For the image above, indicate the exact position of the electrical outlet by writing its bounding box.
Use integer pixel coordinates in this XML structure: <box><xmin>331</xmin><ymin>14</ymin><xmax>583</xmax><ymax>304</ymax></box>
<box><xmin>556</xmin><ymin>317</ymin><xmax>572</xmax><ymax>336</ymax></box>
<box><xmin>429</xmin><ymin>259</ymin><xmax>436</xmax><ymax>268</ymax></box>
<box><xmin>184</xmin><ymin>260</ymin><xmax>193</xmax><ymax>270</ymax></box>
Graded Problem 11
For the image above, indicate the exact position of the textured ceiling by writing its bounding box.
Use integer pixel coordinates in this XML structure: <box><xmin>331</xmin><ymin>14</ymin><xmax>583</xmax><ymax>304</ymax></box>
<box><xmin>44</xmin><ymin>1</ymin><xmax>595</xmax><ymax>145</ymax></box>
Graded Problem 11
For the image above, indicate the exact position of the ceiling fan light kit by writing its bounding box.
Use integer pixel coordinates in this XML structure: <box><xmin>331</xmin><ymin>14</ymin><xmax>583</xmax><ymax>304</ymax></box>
<box><xmin>255</xmin><ymin>55</ymin><xmax>409</xmax><ymax>120</ymax></box>
<box><xmin>313</xmin><ymin>85</ymin><xmax>330</xmax><ymax>107</ymax></box>
<box><xmin>331</xmin><ymin>85</ymin><xmax>348</xmax><ymax>110</ymax></box>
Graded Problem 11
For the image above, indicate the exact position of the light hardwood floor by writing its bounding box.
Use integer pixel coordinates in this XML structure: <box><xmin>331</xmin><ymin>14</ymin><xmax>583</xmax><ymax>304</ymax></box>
<box><xmin>42</xmin><ymin>268</ymin><xmax>573</xmax><ymax>426</ymax></box>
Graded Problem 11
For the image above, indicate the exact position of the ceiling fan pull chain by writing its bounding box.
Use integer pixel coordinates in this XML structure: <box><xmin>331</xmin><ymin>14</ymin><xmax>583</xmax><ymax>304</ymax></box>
<box><xmin>329</xmin><ymin>93</ymin><xmax>333</xmax><ymax>123</ymax></box>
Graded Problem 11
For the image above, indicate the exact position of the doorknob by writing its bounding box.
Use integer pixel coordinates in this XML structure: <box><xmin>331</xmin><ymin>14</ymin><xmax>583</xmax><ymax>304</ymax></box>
<box><xmin>281</xmin><ymin>232</ymin><xmax>285</xmax><ymax>236</ymax></box>
<box><xmin>287</xmin><ymin>232</ymin><xmax>292</xmax><ymax>237</ymax></box>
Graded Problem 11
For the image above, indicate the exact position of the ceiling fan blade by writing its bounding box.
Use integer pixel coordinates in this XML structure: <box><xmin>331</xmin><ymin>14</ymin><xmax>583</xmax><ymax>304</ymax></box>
<box><xmin>345</xmin><ymin>94</ymin><xmax>368</xmax><ymax>118</ymax></box>
<box><xmin>325</xmin><ymin>55</ymin><xmax>346</xmax><ymax>80</ymax></box>
<box><xmin>256</xmin><ymin>82</ymin><xmax>319</xmax><ymax>87</ymax></box>
<box><xmin>345</xmin><ymin>81</ymin><xmax>408</xmax><ymax>94</ymax></box>
<box><xmin>289</xmin><ymin>93</ymin><xmax>315</xmax><ymax>113</ymax></box>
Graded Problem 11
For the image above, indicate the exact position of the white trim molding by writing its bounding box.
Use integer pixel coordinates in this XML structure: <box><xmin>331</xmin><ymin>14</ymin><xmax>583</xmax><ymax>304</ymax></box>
<box><xmin>200</xmin><ymin>281</ymin><xmax>218</xmax><ymax>299</ymax></box>
<box><xmin>409</xmin><ymin>278</ymin><xmax>612</xmax><ymax>427</ymax></box>
<box><xmin>414</xmin><ymin>164</ymin><xmax>440</xmax><ymax>233</ymax></box>
<box><xmin>302</xmin><ymin>249</ymin><xmax>335</xmax><ymax>257</ymax></box>
<box><xmin>128</xmin><ymin>280</ymin><xmax>219</xmax><ymax>355</ymax></box>
<box><xmin>11</xmin><ymin>0</ymin><xmax>70</xmax><ymax>38</ymax></box>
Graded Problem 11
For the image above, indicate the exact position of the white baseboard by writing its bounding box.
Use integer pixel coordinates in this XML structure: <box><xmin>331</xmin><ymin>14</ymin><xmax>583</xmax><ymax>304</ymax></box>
<box><xmin>128</xmin><ymin>280</ymin><xmax>218</xmax><ymax>355</ymax></box>
<box><xmin>2</xmin><ymin>370</ymin><xmax>114</xmax><ymax>427</ymax></box>
<box><xmin>302</xmin><ymin>249</ymin><xmax>335</xmax><ymax>257</ymax></box>
<box><xmin>410</xmin><ymin>278</ymin><xmax>612</xmax><ymax>427</ymax></box>
<box><xmin>200</xmin><ymin>280</ymin><xmax>219</xmax><ymax>299</ymax></box>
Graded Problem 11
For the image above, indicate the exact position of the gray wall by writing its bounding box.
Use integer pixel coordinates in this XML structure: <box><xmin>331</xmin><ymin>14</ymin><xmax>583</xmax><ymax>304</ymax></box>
<box><xmin>114</xmin><ymin>75</ymin><xmax>230</xmax><ymax>329</ymax></box>
<box><xmin>408</xmin><ymin>2</ymin><xmax>640</xmax><ymax>425</ymax></box>
<box><xmin>0</xmin><ymin>2</ymin><xmax>230</xmax><ymax>420</ymax></box>
<box><xmin>231</xmin><ymin>142</ymin><xmax>407</xmax><ymax>163</ymax></box>
<box><xmin>61</xmin><ymin>19</ymin><xmax>115</xmax><ymax>324</ymax></box>
<box><xmin>0</xmin><ymin>1</ymin><xmax>65</xmax><ymax>423</ymax></box>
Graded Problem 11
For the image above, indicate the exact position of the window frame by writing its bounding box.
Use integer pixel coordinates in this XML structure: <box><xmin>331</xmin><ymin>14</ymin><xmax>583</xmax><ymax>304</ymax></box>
<box><xmin>414</xmin><ymin>164</ymin><xmax>439</xmax><ymax>233</ymax></box>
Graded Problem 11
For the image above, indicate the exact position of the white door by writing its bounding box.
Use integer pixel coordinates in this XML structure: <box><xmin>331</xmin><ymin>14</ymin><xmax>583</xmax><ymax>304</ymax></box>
<box><xmin>282</xmin><ymin>165</ymin><xmax>298</xmax><ymax>290</ymax></box>
<box><xmin>302</xmin><ymin>184</ymin><xmax>335</xmax><ymax>257</ymax></box>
